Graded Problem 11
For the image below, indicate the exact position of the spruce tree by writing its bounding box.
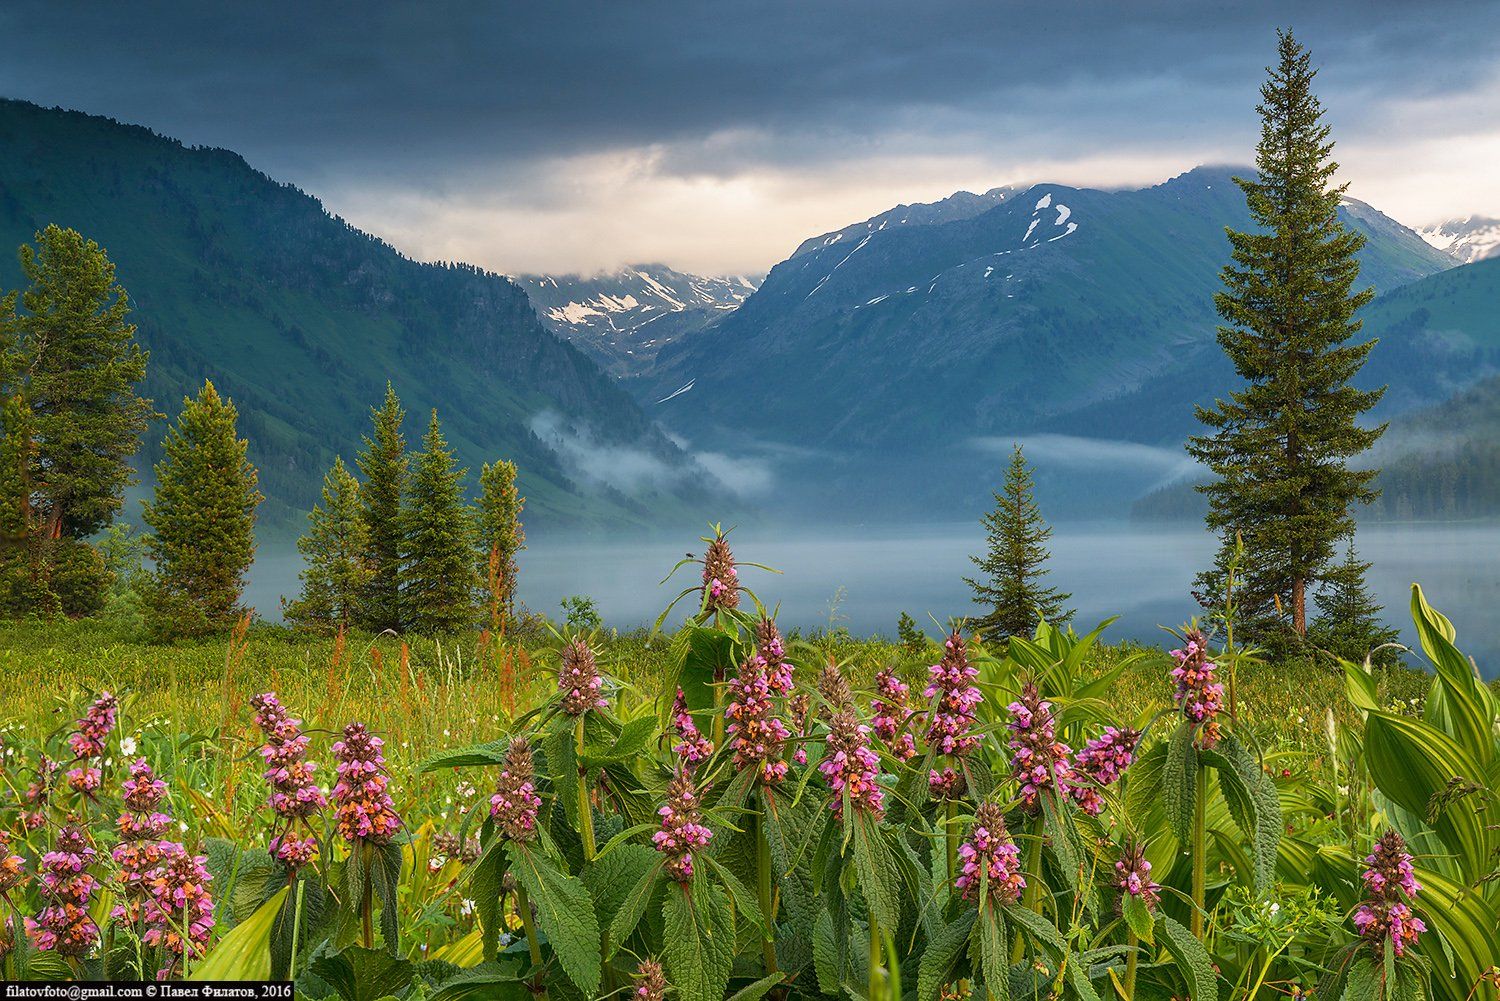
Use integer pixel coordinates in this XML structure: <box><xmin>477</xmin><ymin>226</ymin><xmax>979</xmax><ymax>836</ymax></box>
<box><xmin>402</xmin><ymin>410</ymin><xmax>479</xmax><ymax>634</ymax></box>
<box><xmin>1188</xmin><ymin>31</ymin><xmax>1384</xmax><ymax>639</ymax></box>
<box><xmin>355</xmin><ymin>383</ymin><xmax>408</xmax><ymax>632</ymax></box>
<box><xmin>142</xmin><ymin>381</ymin><xmax>262</xmax><ymax>636</ymax></box>
<box><xmin>476</xmin><ymin>459</ymin><xmax>525</xmax><ymax>624</ymax></box>
<box><xmin>964</xmin><ymin>444</ymin><xmax>1072</xmax><ymax>642</ymax></box>
<box><xmin>9</xmin><ymin>226</ymin><xmax>152</xmax><ymax>540</ymax></box>
<box><xmin>1309</xmin><ymin>538</ymin><xmax>1400</xmax><ymax>667</ymax></box>
<box><xmin>285</xmin><ymin>456</ymin><xmax>370</xmax><ymax>632</ymax></box>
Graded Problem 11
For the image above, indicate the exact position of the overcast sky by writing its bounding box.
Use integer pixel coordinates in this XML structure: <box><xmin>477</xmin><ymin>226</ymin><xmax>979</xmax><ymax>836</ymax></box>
<box><xmin>4</xmin><ymin>0</ymin><xmax>1498</xmax><ymax>275</ymax></box>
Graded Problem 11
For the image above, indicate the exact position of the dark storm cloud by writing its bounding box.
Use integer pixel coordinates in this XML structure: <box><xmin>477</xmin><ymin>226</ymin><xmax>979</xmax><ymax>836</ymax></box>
<box><xmin>2</xmin><ymin>0</ymin><xmax>1497</xmax><ymax>271</ymax></box>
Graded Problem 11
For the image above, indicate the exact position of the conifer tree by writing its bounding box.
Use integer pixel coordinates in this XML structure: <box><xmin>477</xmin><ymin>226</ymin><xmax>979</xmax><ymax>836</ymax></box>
<box><xmin>1188</xmin><ymin>31</ymin><xmax>1384</xmax><ymax>639</ymax></box>
<box><xmin>402</xmin><ymin>410</ymin><xmax>479</xmax><ymax>633</ymax></box>
<box><xmin>964</xmin><ymin>444</ymin><xmax>1072</xmax><ymax>642</ymax></box>
<box><xmin>1309</xmin><ymin>538</ymin><xmax>1400</xmax><ymax>667</ymax></box>
<box><xmin>476</xmin><ymin>459</ymin><xmax>525</xmax><ymax>624</ymax></box>
<box><xmin>8</xmin><ymin>226</ymin><xmax>152</xmax><ymax>539</ymax></box>
<box><xmin>142</xmin><ymin>381</ymin><xmax>262</xmax><ymax>636</ymax></box>
<box><xmin>285</xmin><ymin>456</ymin><xmax>370</xmax><ymax>632</ymax></box>
<box><xmin>355</xmin><ymin>383</ymin><xmax>408</xmax><ymax>632</ymax></box>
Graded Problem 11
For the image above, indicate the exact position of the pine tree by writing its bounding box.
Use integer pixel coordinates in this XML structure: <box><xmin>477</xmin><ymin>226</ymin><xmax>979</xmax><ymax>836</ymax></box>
<box><xmin>142</xmin><ymin>381</ymin><xmax>262</xmax><ymax>636</ymax></box>
<box><xmin>8</xmin><ymin>227</ymin><xmax>152</xmax><ymax>540</ymax></box>
<box><xmin>285</xmin><ymin>456</ymin><xmax>370</xmax><ymax>632</ymax></box>
<box><xmin>476</xmin><ymin>459</ymin><xmax>525</xmax><ymax>624</ymax></box>
<box><xmin>1309</xmin><ymin>538</ymin><xmax>1400</xmax><ymax>667</ymax></box>
<box><xmin>355</xmin><ymin>383</ymin><xmax>408</xmax><ymax>632</ymax></box>
<box><xmin>402</xmin><ymin>410</ymin><xmax>479</xmax><ymax>634</ymax></box>
<box><xmin>1188</xmin><ymin>31</ymin><xmax>1384</xmax><ymax>639</ymax></box>
<box><xmin>964</xmin><ymin>444</ymin><xmax>1072</xmax><ymax>642</ymax></box>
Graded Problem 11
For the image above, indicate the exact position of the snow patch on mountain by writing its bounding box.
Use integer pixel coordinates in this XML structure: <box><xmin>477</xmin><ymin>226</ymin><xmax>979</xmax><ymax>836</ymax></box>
<box><xmin>1419</xmin><ymin>216</ymin><xmax>1500</xmax><ymax>264</ymax></box>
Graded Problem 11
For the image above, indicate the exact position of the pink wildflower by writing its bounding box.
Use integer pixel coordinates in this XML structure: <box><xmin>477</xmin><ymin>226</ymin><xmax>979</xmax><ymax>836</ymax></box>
<box><xmin>332</xmin><ymin>722</ymin><xmax>403</xmax><ymax>846</ymax></box>
<box><xmin>1006</xmin><ymin>683</ymin><xmax>1073</xmax><ymax>811</ymax></box>
<box><xmin>955</xmin><ymin>801</ymin><xmax>1025</xmax><ymax>904</ymax></box>
<box><xmin>670</xmin><ymin>688</ymin><xmax>714</xmax><ymax>767</ymax></box>
<box><xmin>1353</xmin><ymin>831</ymin><xmax>1425</xmax><ymax>958</ymax></box>
<box><xmin>490</xmin><ymin>737</ymin><xmax>542</xmax><ymax>842</ymax></box>
<box><xmin>1170</xmin><ymin>629</ymin><xmax>1225</xmax><ymax>748</ymax></box>
<box><xmin>872</xmin><ymin>667</ymin><xmax>918</xmax><ymax>762</ymax></box>
<box><xmin>654</xmin><ymin>772</ymin><xmax>713</xmax><ymax>882</ymax></box>
<box><xmin>559</xmin><ymin>639</ymin><xmax>608</xmax><ymax>716</ymax></box>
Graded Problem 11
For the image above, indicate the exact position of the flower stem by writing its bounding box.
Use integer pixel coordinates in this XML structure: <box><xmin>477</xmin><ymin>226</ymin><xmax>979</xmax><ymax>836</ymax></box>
<box><xmin>575</xmin><ymin>715</ymin><xmax>596</xmax><ymax>861</ymax></box>
<box><xmin>1124</xmin><ymin>930</ymin><xmax>1139</xmax><ymax>997</ymax></box>
<box><xmin>1012</xmin><ymin>819</ymin><xmax>1044</xmax><ymax>963</ymax></box>
<box><xmin>360</xmin><ymin>843</ymin><xmax>375</xmax><ymax>950</ymax></box>
<box><xmin>517</xmin><ymin>886</ymin><xmax>549</xmax><ymax>1001</ymax></box>
<box><xmin>868</xmin><ymin>910</ymin><xmax>883</xmax><ymax>1001</ymax></box>
<box><xmin>1191</xmin><ymin>762</ymin><xmax>1207</xmax><ymax>939</ymax></box>
<box><xmin>945</xmin><ymin>795</ymin><xmax>958</xmax><ymax>892</ymax></box>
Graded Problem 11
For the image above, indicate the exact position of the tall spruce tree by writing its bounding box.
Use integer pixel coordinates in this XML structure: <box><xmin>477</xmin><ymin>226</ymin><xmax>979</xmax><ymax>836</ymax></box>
<box><xmin>1188</xmin><ymin>30</ymin><xmax>1384</xmax><ymax>639</ymax></box>
<box><xmin>402</xmin><ymin>410</ymin><xmax>479</xmax><ymax>633</ymax></box>
<box><xmin>0</xmin><ymin>229</ymin><xmax>152</xmax><ymax>614</ymax></box>
<box><xmin>142</xmin><ymin>381</ymin><xmax>262</xmax><ymax>636</ymax></box>
<box><xmin>285</xmin><ymin>456</ymin><xmax>370</xmax><ymax>632</ymax></box>
<box><xmin>355</xmin><ymin>383</ymin><xmax>408</xmax><ymax>632</ymax></box>
<box><xmin>1309</xmin><ymin>538</ymin><xmax>1400</xmax><ymax>667</ymax></box>
<box><xmin>476</xmin><ymin>459</ymin><xmax>525</xmax><ymax>624</ymax></box>
<box><xmin>964</xmin><ymin>444</ymin><xmax>1072</xmax><ymax>642</ymax></box>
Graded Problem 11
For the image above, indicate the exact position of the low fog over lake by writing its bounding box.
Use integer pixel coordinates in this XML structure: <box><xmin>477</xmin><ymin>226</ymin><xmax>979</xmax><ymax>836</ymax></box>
<box><xmin>247</xmin><ymin>521</ymin><xmax>1500</xmax><ymax>680</ymax></box>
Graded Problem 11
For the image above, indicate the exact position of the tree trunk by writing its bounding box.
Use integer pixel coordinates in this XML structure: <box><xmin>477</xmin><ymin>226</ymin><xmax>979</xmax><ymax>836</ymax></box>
<box><xmin>1292</xmin><ymin>576</ymin><xmax>1306</xmax><ymax>636</ymax></box>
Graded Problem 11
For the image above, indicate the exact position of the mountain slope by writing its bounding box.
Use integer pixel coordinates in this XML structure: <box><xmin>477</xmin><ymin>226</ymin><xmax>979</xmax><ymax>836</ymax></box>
<box><xmin>0</xmin><ymin>99</ymin><xmax>714</xmax><ymax>530</ymax></box>
<box><xmin>517</xmin><ymin>265</ymin><xmax>758</xmax><ymax>376</ymax></box>
<box><xmin>1419</xmin><ymin>216</ymin><xmax>1500</xmax><ymax>264</ymax></box>
<box><xmin>639</xmin><ymin>167</ymin><xmax>1456</xmax><ymax>517</ymax></box>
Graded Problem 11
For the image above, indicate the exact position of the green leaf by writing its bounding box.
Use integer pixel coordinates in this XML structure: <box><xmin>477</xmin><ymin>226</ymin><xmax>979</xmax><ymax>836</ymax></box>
<box><xmin>370</xmin><ymin>841</ymin><xmax>403</xmax><ymax>953</ymax></box>
<box><xmin>1343</xmin><ymin>956</ymin><xmax>1382</xmax><ymax>1001</ymax></box>
<box><xmin>427</xmin><ymin>959</ymin><xmax>529</xmax><ymax>1001</ymax></box>
<box><xmin>466</xmin><ymin>835</ymin><xmax>507</xmax><ymax>961</ymax></box>
<box><xmin>1164</xmin><ymin>720</ymin><xmax>1198</xmax><ymax>846</ymax></box>
<box><xmin>970</xmin><ymin>906</ymin><xmax>1010</xmax><ymax>1001</ymax></box>
<box><xmin>1411</xmin><ymin>585</ymin><xmax>1497</xmax><ymax>766</ymax></box>
<box><xmin>505</xmin><ymin>842</ymin><xmax>602</xmax><ymax>996</ymax></box>
<box><xmin>604</xmin><ymin>856</ymin><xmax>663</xmax><ymax>957</ymax></box>
<box><xmin>917</xmin><ymin>909</ymin><xmax>977</xmax><ymax>1001</ymax></box>
<box><xmin>1157</xmin><ymin>914</ymin><xmax>1217</xmax><ymax>1001</ymax></box>
<box><xmin>311</xmin><ymin>946</ymin><xmax>414</xmax><ymax>1001</ymax></box>
<box><xmin>417</xmin><ymin>738</ymin><xmax>513</xmax><ymax>772</ymax></box>
<box><xmin>725</xmin><ymin>973</ymin><xmax>787</xmax><ymax>1001</ymax></box>
<box><xmin>1120</xmin><ymin>895</ymin><xmax>1154</xmax><ymax>945</ymax></box>
<box><xmin>850</xmin><ymin>808</ymin><xmax>902</xmax><ymax>935</ymax></box>
<box><xmin>190</xmin><ymin>886</ymin><xmax>289</xmax><ymax>980</ymax></box>
<box><xmin>702</xmin><ymin>853</ymin><xmax>768</xmax><ymax>938</ymax></box>
<box><xmin>1203</xmin><ymin>733</ymin><xmax>1281</xmax><ymax>892</ymax></box>
<box><xmin>580</xmin><ymin>715</ymin><xmax>656</xmax><ymax>767</ymax></box>
<box><xmin>663</xmin><ymin>872</ymin><xmax>736</xmax><ymax>1001</ymax></box>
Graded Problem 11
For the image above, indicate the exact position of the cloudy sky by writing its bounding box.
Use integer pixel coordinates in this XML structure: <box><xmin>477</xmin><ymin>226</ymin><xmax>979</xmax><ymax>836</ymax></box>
<box><xmin>4</xmin><ymin>0</ymin><xmax>1498</xmax><ymax>275</ymax></box>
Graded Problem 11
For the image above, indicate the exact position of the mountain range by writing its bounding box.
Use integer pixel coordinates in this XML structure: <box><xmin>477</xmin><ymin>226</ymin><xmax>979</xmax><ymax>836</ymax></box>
<box><xmin>517</xmin><ymin>265</ymin><xmax>758</xmax><ymax>376</ymax></box>
<box><xmin>0</xmin><ymin>99</ymin><xmax>719</xmax><ymax>531</ymax></box>
<box><xmin>630</xmin><ymin>167</ymin><xmax>1462</xmax><ymax>517</ymax></box>
<box><xmin>1419</xmin><ymin>216</ymin><xmax>1500</xmax><ymax>264</ymax></box>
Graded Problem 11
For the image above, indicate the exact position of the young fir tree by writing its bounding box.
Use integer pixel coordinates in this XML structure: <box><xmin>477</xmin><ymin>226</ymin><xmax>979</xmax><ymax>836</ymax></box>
<box><xmin>142</xmin><ymin>381</ymin><xmax>262</xmax><ymax>636</ymax></box>
<box><xmin>355</xmin><ymin>383</ymin><xmax>408</xmax><ymax>633</ymax></box>
<box><xmin>1188</xmin><ymin>30</ymin><xmax>1384</xmax><ymax>640</ymax></box>
<box><xmin>476</xmin><ymin>459</ymin><xmax>525</xmax><ymax>624</ymax></box>
<box><xmin>285</xmin><ymin>456</ymin><xmax>370</xmax><ymax>633</ymax></box>
<box><xmin>964</xmin><ymin>444</ymin><xmax>1072</xmax><ymax>642</ymax></box>
<box><xmin>402</xmin><ymin>410</ymin><xmax>479</xmax><ymax>634</ymax></box>
<box><xmin>1309</xmin><ymin>538</ymin><xmax>1400</xmax><ymax>667</ymax></box>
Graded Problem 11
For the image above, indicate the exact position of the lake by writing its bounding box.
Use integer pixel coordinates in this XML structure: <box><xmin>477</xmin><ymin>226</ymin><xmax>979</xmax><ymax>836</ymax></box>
<box><xmin>245</xmin><ymin>522</ymin><xmax>1500</xmax><ymax>679</ymax></box>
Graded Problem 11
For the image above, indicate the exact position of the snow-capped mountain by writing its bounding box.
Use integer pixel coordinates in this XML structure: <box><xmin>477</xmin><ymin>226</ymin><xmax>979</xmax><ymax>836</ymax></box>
<box><xmin>791</xmin><ymin>186</ymin><xmax>1015</xmax><ymax>259</ymax></box>
<box><xmin>1419</xmin><ymin>216</ymin><xmax>1500</xmax><ymax>264</ymax></box>
<box><xmin>518</xmin><ymin>265</ymin><xmax>760</xmax><ymax>375</ymax></box>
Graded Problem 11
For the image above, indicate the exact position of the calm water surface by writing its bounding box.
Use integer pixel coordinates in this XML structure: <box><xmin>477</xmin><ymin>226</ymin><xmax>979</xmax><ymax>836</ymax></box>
<box><xmin>246</xmin><ymin>522</ymin><xmax>1500</xmax><ymax>678</ymax></box>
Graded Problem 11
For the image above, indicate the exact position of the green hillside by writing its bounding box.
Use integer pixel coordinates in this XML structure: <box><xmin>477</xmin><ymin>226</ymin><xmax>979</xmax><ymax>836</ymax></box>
<box><xmin>0</xmin><ymin>99</ymin><xmax>710</xmax><ymax>531</ymax></box>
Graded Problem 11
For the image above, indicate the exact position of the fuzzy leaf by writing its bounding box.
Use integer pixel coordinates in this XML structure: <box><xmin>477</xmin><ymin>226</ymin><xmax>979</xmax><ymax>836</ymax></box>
<box><xmin>1158</xmin><ymin>914</ymin><xmax>1218</xmax><ymax>1001</ymax></box>
<box><xmin>917</xmin><ymin>909</ymin><xmax>977</xmax><ymax>1001</ymax></box>
<box><xmin>663</xmin><ymin>872</ymin><xmax>736</xmax><ymax>1001</ymax></box>
<box><xmin>505</xmin><ymin>842</ymin><xmax>602</xmax><ymax>996</ymax></box>
<box><xmin>1164</xmin><ymin>720</ymin><xmax>1199</xmax><ymax>846</ymax></box>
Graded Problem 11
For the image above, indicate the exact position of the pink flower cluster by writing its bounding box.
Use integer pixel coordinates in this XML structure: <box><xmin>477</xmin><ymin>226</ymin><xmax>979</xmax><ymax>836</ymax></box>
<box><xmin>701</xmin><ymin>532</ymin><xmax>740</xmax><ymax>615</ymax></box>
<box><xmin>559</xmin><ymin>639</ymin><xmax>608</xmax><ymax>716</ymax></box>
<box><xmin>670</xmin><ymin>689</ymin><xmax>713</xmax><ymax>767</ymax></box>
<box><xmin>112</xmin><ymin>758</ymin><xmax>173</xmax><ymax>926</ymax></box>
<box><xmin>1006</xmin><ymin>684</ymin><xmax>1074</xmax><ymax>811</ymax></box>
<box><xmin>141</xmin><ymin>843</ymin><xmax>215</xmax><ymax>978</ymax></box>
<box><xmin>725</xmin><ymin>655</ymin><xmax>790</xmax><ymax>784</ymax></box>
<box><xmin>819</xmin><ymin>666</ymin><xmax>884</xmax><ymax>819</ymax></box>
<box><xmin>756</xmin><ymin>618</ymin><xmax>794</xmax><ymax>695</ymax></box>
<box><xmin>0</xmin><ymin>833</ymin><xmax>26</xmax><ymax>895</ymax></box>
<box><xmin>490</xmin><ymin>737</ymin><xmax>542</xmax><ymax>842</ymax></box>
<box><xmin>1170</xmin><ymin>629</ymin><xmax>1225</xmax><ymax>748</ymax></box>
<box><xmin>871</xmin><ymin>667</ymin><xmax>917</xmax><ymax>762</ymax></box>
<box><xmin>332</xmin><ymin>723</ymin><xmax>403</xmax><ymax>846</ymax></box>
<box><xmin>1353</xmin><ymin>831</ymin><xmax>1425</xmax><ymax>958</ymax></box>
<box><xmin>955</xmin><ymin>802</ymin><xmax>1025</xmax><ymax>905</ymax></box>
<box><xmin>1068</xmin><ymin>727</ymin><xmax>1139</xmax><ymax>815</ymax></box>
<box><xmin>634</xmin><ymin>957</ymin><xmax>669</xmax><ymax>1001</ymax></box>
<box><xmin>35</xmin><ymin>826</ymin><xmax>99</xmax><ymax>956</ymax></box>
<box><xmin>925</xmin><ymin>633</ymin><xmax>982</xmax><ymax>798</ymax></box>
<box><xmin>65</xmin><ymin>692</ymin><xmax>117</xmax><ymax>796</ymax></box>
<box><xmin>654</xmin><ymin>772</ymin><xmax>713</xmax><ymax>882</ymax></box>
<box><xmin>1114</xmin><ymin>842</ymin><xmax>1161</xmax><ymax>909</ymax></box>
<box><xmin>787</xmin><ymin>694</ymin><xmax>811</xmax><ymax>766</ymax></box>
<box><xmin>250</xmin><ymin>692</ymin><xmax>326</xmax><ymax>868</ymax></box>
